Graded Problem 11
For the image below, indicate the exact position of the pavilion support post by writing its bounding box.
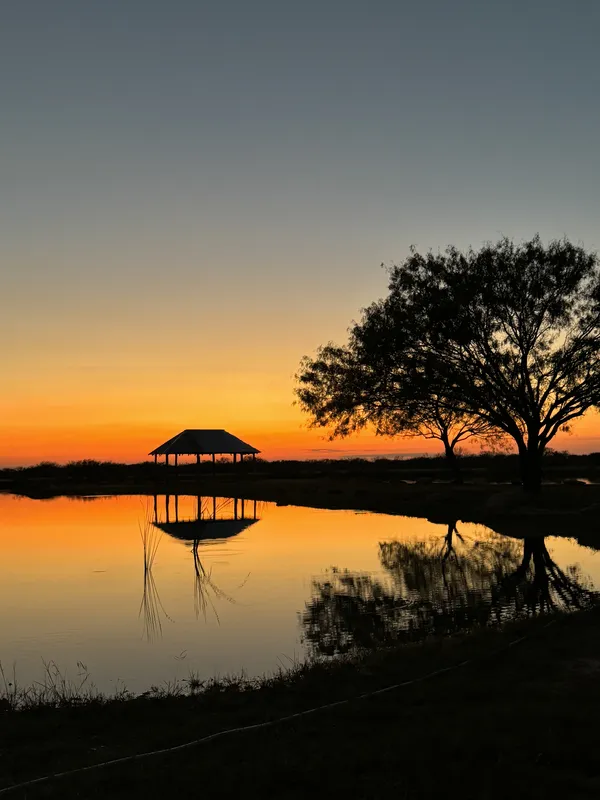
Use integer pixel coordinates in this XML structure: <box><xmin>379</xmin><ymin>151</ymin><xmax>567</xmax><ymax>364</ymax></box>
<box><xmin>213</xmin><ymin>495</ymin><xmax>217</xmax><ymax>519</ymax></box>
<box><xmin>241</xmin><ymin>498</ymin><xmax>245</xmax><ymax>519</ymax></box>
<box><xmin>175</xmin><ymin>454</ymin><xmax>178</xmax><ymax>468</ymax></box>
<box><xmin>165</xmin><ymin>494</ymin><xmax>170</xmax><ymax>523</ymax></box>
<box><xmin>253</xmin><ymin>499</ymin><xmax>257</xmax><ymax>520</ymax></box>
<box><xmin>252</xmin><ymin>453</ymin><xmax>256</xmax><ymax>471</ymax></box>
<box><xmin>165</xmin><ymin>454</ymin><xmax>169</xmax><ymax>467</ymax></box>
<box><xmin>196</xmin><ymin>454</ymin><xmax>200</xmax><ymax>467</ymax></box>
<box><xmin>234</xmin><ymin>497</ymin><xmax>238</xmax><ymax>520</ymax></box>
<box><xmin>175</xmin><ymin>494</ymin><xmax>179</xmax><ymax>522</ymax></box>
<box><xmin>233</xmin><ymin>453</ymin><xmax>237</xmax><ymax>466</ymax></box>
<box><xmin>212</xmin><ymin>453</ymin><xmax>216</xmax><ymax>475</ymax></box>
<box><xmin>153</xmin><ymin>494</ymin><xmax>158</xmax><ymax>523</ymax></box>
<box><xmin>154</xmin><ymin>454</ymin><xmax>157</xmax><ymax>465</ymax></box>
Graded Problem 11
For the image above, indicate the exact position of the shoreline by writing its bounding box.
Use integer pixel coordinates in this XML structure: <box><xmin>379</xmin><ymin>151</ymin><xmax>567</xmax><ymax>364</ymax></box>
<box><xmin>3</xmin><ymin>474</ymin><xmax>600</xmax><ymax>540</ymax></box>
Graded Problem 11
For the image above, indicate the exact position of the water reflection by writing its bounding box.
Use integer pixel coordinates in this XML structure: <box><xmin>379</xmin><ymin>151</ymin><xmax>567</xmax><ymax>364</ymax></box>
<box><xmin>144</xmin><ymin>495</ymin><xmax>258</xmax><ymax>630</ymax></box>
<box><xmin>192</xmin><ymin>545</ymin><xmax>240</xmax><ymax>622</ymax></box>
<box><xmin>302</xmin><ymin>524</ymin><xmax>597</xmax><ymax>656</ymax></box>
<box><xmin>152</xmin><ymin>494</ymin><xmax>259</xmax><ymax>542</ymax></box>
<box><xmin>5</xmin><ymin>493</ymin><xmax>600</xmax><ymax>695</ymax></box>
<box><xmin>139</xmin><ymin>519</ymin><xmax>171</xmax><ymax>642</ymax></box>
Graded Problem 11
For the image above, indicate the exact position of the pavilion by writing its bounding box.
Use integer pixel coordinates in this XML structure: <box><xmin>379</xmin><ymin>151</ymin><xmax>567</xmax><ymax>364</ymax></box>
<box><xmin>149</xmin><ymin>429</ymin><xmax>260</xmax><ymax>467</ymax></box>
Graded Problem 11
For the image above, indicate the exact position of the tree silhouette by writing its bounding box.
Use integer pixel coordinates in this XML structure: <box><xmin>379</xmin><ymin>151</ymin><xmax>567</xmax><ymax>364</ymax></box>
<box><xmin>302</xmin><ymin>527</ymin><xmax>596</xmax><ymax>656</ymax></box>
<box><xmin>297</xmin><ymin>236</ymin><xmax>600</xmax><ymax>490</ymax></box>
<box><xmin>295</xmin><ymin>343</ymin><xmax>491</xmax><ymax>480</ymax></box>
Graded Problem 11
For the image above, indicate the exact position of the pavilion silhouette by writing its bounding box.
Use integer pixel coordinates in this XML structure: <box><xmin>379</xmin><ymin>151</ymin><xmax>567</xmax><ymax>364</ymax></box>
<box><xmin>149</xmin><ymin>429</ymin><xmax>260</xmax><ymax>469</ymax></box>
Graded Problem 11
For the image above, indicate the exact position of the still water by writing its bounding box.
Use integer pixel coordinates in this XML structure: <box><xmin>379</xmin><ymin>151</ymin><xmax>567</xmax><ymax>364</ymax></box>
<box><xmin>0</xmin><ymin>493</ymin><xmax>598</xmax><ymax>694</ymax></box>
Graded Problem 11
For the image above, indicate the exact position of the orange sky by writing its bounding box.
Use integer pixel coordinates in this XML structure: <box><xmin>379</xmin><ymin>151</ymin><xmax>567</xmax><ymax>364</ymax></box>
<box><xmin>0</xmin><ymin>419</ymin><xmax>433</xmax><ymax>466</ymax></box>
<box><xmin>4</xmin><ymin>237</ymin><xmax>600</xmax><ymax>465</ymax></box>
<box><xmin>3</xmin><ymin>300</ymin><xmax>600</xmax><ymax>465</ymax></box>
<box><xmin>1</xmin><ymin>407</ymin><xmax>599</xmax><ymax>466</ymax></box>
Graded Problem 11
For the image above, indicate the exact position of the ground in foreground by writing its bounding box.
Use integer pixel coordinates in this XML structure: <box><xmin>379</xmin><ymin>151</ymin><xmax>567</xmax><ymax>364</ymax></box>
<box><xmin>2</xmin><ymin>610</ymin><xmax>600</xmax><ymax>798</ymax></box>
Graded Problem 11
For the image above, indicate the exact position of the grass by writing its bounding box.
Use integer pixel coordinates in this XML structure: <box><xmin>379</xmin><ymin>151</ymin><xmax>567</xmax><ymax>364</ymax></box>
<box><xmin>0</xmin><ymin>659</ymin><xmax>116</xmax><ymax>712</ymax></box>
<box><xmin>2</xmin><ymin>609</ymin><xmax>600</xmax><ymax>797</ymax></box>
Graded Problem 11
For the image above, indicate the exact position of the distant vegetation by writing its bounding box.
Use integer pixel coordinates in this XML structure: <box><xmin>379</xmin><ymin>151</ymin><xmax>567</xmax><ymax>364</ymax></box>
<box><xmin>3</xmin><ymin>450</ymin><xmax>600</xmax><ymax>487</ymax></box>
<box><xmin>297</xmin><ymin>236</ymin><xmax>600</xmax><ymax>491</ymax></box>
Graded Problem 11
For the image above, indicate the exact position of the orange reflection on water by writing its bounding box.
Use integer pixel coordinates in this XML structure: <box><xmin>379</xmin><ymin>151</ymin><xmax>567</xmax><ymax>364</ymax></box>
<box><xmin>1</xmin><ymin>493</ymin><xmax>600</xmax><ymax>696</ymax></box>
<box><xmin>0</xmin><ymin>493</ymin><xmax>448</xmax><ymax>692</ymax></box>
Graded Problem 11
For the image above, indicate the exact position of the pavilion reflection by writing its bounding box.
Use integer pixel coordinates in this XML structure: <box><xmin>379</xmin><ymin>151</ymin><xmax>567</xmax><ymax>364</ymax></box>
<box><xmin>146</xmin><ymin>495</ymin><xmax>258</xmax><ymax>624</ymax></box>
<box><xmin>152</xmin><ymin>494</ymin><xmax>259</xmax><ymax>544</ymax></box>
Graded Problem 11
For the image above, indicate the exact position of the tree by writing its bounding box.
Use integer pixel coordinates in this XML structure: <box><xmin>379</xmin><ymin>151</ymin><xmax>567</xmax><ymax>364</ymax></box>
<box><xmin>295</xmin><ymin>339</ymin><xmax>492</xmax><ymax>481</ymax></box>
<box><xmin>384</xmin><ymin>236</ymin><xmax>600</xmax><ymax>490</ymax></box>
<box><xmin>298</xmin><ymin>235</ymin><xmax>600</xmax><ymax>491</ymax></box>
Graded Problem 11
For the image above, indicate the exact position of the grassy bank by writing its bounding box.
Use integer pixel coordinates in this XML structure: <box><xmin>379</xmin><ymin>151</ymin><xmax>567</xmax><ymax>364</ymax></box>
<box><xmin>2</xmin><ymin>609</ymin><xmax>600</xmax><ymax>797</ymax></box>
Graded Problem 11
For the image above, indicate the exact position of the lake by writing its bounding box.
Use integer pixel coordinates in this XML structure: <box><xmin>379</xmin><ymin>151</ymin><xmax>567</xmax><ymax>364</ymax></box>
<box><xmin>0</xmin><ymin>493</ymin><xmax>598</xmax><ymax>695</ymax></box>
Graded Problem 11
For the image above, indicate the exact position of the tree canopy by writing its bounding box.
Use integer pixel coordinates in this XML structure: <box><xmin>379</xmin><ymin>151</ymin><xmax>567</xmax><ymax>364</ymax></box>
<box><xmin>296</xmin><ymin>236</ymin><xmax>600</xmax><ymax>489</ymax></box>
<box><xmin>295</xmin><ymin>336</ymin><xmax>491</xmax><ymax>477</ymax></box>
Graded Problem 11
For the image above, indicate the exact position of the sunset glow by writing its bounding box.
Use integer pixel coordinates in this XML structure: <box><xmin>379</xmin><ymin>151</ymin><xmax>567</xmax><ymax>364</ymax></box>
<box><xmin>2</xmin><ymin>1</ymin><xmax>599</xmax><ymax>466</ymax></box>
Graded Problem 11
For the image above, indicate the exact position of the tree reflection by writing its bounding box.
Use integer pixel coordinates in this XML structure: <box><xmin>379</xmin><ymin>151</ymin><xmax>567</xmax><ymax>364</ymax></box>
<box><xmin>302</xmin><ymin>525</ymin><xmax>596</xmax><ymax>656</ymax></box>
<box><xmin>490</xmin><ymin>537</ymin><xmax>593</xmax><ymax>616</ymax></box>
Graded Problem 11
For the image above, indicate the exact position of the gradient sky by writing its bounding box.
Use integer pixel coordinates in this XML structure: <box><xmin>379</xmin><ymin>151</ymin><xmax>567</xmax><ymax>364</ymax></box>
<box><xmin>2</xmin><ymin>0</ymin><xmax>600</xmax><ymax>465</ymax></box>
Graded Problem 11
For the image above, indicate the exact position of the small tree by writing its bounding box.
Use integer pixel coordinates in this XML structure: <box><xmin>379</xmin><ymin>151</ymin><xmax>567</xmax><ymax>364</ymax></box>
<box><xmin>296</xmin><ymin>329</ymin><xmax>492</xmax><ymax>479</ymax></box>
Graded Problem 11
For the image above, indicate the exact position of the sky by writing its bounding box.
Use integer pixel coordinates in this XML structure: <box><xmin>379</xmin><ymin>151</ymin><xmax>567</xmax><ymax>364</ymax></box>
<box><xmin>2</xmin><ymin>0</ymin><xmax>600</xmax><ymax>465</ymax></box>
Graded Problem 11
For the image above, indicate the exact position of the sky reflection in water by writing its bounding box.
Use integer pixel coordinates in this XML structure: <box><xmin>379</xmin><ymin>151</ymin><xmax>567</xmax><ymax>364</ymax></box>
<box><xmin>0</xmin><ymin>494</ymin><xmax>598</xmax><ymax>694</ymax></box>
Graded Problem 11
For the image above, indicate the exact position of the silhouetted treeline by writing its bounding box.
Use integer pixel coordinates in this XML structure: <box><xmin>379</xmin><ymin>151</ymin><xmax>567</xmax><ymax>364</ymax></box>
<box><xmin>2</xmin><ymin>451</ymin><xmax>600</xmax><ymax>485</ymax></box>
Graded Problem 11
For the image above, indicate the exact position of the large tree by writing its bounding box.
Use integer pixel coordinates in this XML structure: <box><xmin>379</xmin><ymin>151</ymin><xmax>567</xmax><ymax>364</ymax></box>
<box><xmin>297</xmin><ymin>236</ymin><xmax>600</xmax><ymax>491</ymax></box>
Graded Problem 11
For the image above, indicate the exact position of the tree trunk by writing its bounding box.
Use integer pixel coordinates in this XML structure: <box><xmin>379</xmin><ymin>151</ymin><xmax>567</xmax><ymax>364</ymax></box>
<box><xmin>441</xmin><ymin>435</ymin><xmax>462</xmax><ymax>484</ymax></box>
<box><xmin>518</xmin><ymin>438</ymin><xmax>543</xmax><ymax>493</ymax></box>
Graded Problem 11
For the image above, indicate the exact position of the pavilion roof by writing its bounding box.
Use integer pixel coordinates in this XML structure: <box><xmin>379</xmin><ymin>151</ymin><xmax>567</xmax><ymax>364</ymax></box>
<box><xmin>153</xmin><ymin>518</ymin><xmax>258</xmax><ymax>542</ymax></box>
<box><xmin>149</xmin><ymin>429</ymin><xmax>260</xmax><ymax>456</ymax></box>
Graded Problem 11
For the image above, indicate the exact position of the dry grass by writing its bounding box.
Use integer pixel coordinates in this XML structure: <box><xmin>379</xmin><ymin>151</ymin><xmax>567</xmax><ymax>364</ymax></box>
<box><xmin>0</xmin><ymin>660</ymin><xmax>123</xmax><ymax>712</ymax></box>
